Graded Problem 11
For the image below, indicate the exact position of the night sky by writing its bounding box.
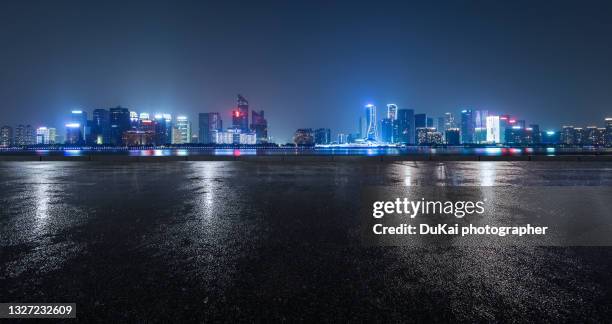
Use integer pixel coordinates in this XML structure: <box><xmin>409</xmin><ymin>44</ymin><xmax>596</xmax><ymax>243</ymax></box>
<box><xmin>1</xmin><ymin>0</ymin><xmax>612</xmax><ymax>141</ymax></box>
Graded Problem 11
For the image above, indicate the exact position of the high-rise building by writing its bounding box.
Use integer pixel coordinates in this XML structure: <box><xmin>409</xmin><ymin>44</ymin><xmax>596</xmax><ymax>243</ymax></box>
<box><xmin>485</xmin><ymin>116</ymin><xmax>501</xmax><ymax>143</ymax></box>
<box><xmin>250</xmin><ymin>110</ymin><xmax>268</xmax><ymax>143</ymax></box>
<box><xmin>397</xmin><ymin>109</ymin><xmax>415</xmax><ymax>144</ymax></box>
<box><xmin>15</xmin><ymin>124</ymin><xmax>35</xmax><ymax>146</ymax></box>
<box><xmin>232</xmin><ymin>94</ymin><xmax>250</xmax><ymax>132</ymax></box>
<box><xmin>529</xmin><ymin>124</ymin><xmax>541</xmax><ymax>144</ymax></box>
<box><xmin>359</xmin><ymin>116</ymin><xmax>367</xmax><ymax>140</ymax></box>
<box><xmin>314</xmin><ymin>128</ymin><xmax>331</xmax><ymax>145</ymax></box>
<box><xmin>69</xmin><ymin>110</ymin><xmax>88</xmax><ymax>143</ymax></box>
<box><xmin>380</xmin><ymin>119</ymin><xmax>394</xmax><ymax>143</ymax></box>
<box><xmin>365</xmin><ymin>104</ymin><xmax>377</xmax><ymax>142</ymax></box>
<box><xmin>460</xmin><ymin>109</ymin><xmax>474</xmax><ymax>144</ymax></box>
<box><xmin>505</xmin><ymin>126</ymin><xmax>525</xmax><ymax>145</ymax></box>
<box><xmin>173</xmin><ymin>116</ymin><xmax>191</xmax><ymax>144</ymax></box>
<box><xmin>605</xmin><ymin>118</ymin><xmax>612</xmax><ymax>147</ymax></box>
<box><xmin>337</xmin><ymin>133</ymin><xmax>348</xmax><ymax>144</ymax></box>
<box><xmin>65</xmin><ymin>123</ymin><xmax>83</xmax><ymax>145</ymax></box>
<box><xmin>445</xmin><ymin>128</ymin><xmax>461</xmax><ymax>145</ymax></box>
<box><xmin>36</xmin><ymin>127</ymin><xmax>52</xmax><ymax>144</ymax></box>
<box><xmin>414</xmin><ymin>113</ymin><xmax>427</xmax><ymax>142</ymax></box>
<box><xmin>416</xmin><ymin>127</ymin><xmax>443</xmax><ymax>145</ymax></box>
<box><xmin>199</xmin><ymin>112</ymin><xmax>223</xmax><ymax>144</ymax></box>
<box><xmin>90</xmin><ymin>109</ymin><xmax>110</xmax><ymax>145</ymax></box>
<box><xmin>0</xmin><ymin>126</ymin><xmax>12</xmax><ymax>147</ymax></box>
<box><xmin>443</xmin><ymin>112</ymin><xmax>455</xmax><ymax>131</ymax></box>
<box><xmin>386</xmin><ymin>104</ymin><xmax>398</xmax><ymax>120</ymax></box>
<box><xmin>560</xmin><ymin>126</ymin><xmax>576</xmax><ymax>145</ymax></box>
<box><xmin>474</xmin><ymin>110</ymin><xmax>488</xmax><ymax>130</ymax></box>
<box><xmin>294</xmin><ymin>128</ymin><xmax>314</xmax><ymax>146</ymax></box>
<box><xmin>542</xmin><ymin>130</ymin><xmax>559</xmax><ymax>145</ymax></box>
<box><xmin>109</xmin><ymin>106</ymin><xmax>131</xmax><ymax>145</ymax></box>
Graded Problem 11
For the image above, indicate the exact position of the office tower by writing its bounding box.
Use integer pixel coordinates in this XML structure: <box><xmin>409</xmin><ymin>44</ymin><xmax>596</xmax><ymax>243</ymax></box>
<box><xmin>560</xmin><ymin>126</ymin><xmax>575</xmax><ymax>145</ymax></box>
<box><xmin>314</xmin><ymin>128</ymin><xmax>331</xmax><ymax>145</ymax></box>
<box><xmin>129</xmin><ymin>111</ymin><xmax>139</xmax><ymax>129</ymax></box>
<box><xmin>445</xmin><ymin>128</ymin><xmax>461</xmax><ymax>145</ymax></box>
<box><xmin>198</xmin><ymin>113</ymin><xmax>222</xmax><ymax>144</ymax></box>
<box><xmin>387</xmin><ymin>104</ymin><xmax>398</xmax><ymax>120</ymax></box>
<box><xmin>365</xmin><ymin>104</ymin><xmax>377</xmax><ymax>141</ymax></box>
<box><xmin>573</xmin><ymin>127</ymin><xmax>584</xmax><ymax>145</ymax></box>
<box><xmin>542</xmin><ymin>131</ymin><xmax>559</xmax><ymax>145</ymax></box>
<box><xmin>337</xmin><ymin>133</ymin><xmax>348</xmax><ymax>144</ymax></box>
<box><xmin>172</xmin><ymin>116</ymin><xmax>191</xmax><ymax>144</ymax></box>
<box><xmin>232</xmin><ymin>94</ymin><xmax>250</xmax><ymax>132</ymax></box>
<box><xmin>386</xmin><ymin>104</ymin><xmax>399</xmax><ymax>143</ymax></box>
<box><xmin>498</xmin><ymin>115</ymin><xmax>510</xmax><ymax>144</ymax></box>
<box><xmin>48</xmin><ymin>128</ymin><xmax>57</xmax><ymax>144</ymax></box>
<box><xmin>605</xmin><ymin>118</ymin><xmax>612</xmax><ymax>147</ymax></box>
<box><xmin>416</xmin><ymin>127</ymin><xmax>442</xmax><ymax>145</ymax></box>
<box><xmin>485</xmin><ymin>116</ymin><xmax>500</xmax><ymax>143</ymax></box>
<box><xmin>122</xmin><ymin>130</ymin><xmax>155</xmax><ymax>146</ymax></box>
<box><xmin>583</xmin><ymin>126</ymin><xmax>598</xmax><ymax>146</ymax></box>
<box><xmin>0</xmin><ymin>126</ymin><xmax>12</xmax><ymax>147</ymax></box>
<box><xmin>380</xmin><ymin>119</ymin><xmax>393</xmax><ymax>143</ymax></box>
<box><xmin>293</xmin><ymin>128</ymin><xmax>314</xmax><ymax>146</ymax></box>
<box><xmin>250</xmin><ymin>110</ymin><xmax>268</xmax><ymax>143</ymax></box>
<box><xmin>426</xmin><ymin>117</ymin><xmax>433</xmax><ymax>128</ymax></box>
<box><xmin>65</xmin><ymin>123</ymin><xmax>83</xmax><ymax>145</ymax></box>
<box><xmin>15</xmin><ymin>124</ymin><xmax>35</xmax><ymax>146</ymax></box>
<box><xmin>474</xmin><ymin>110</ymin><xmax>488</xmax><ymax>129</ymax></box>
<box><xmin>359</xmin><ymin>116</ymin><xmax>367</xmax><ymax>140</ymax></box>
<box><xmin>397</xmin><ymin>109</ymin><xmax>415</xmax><ymax>144</ymax></box>
<box><xmin>529</xmin><ymin>124</ymin><xmax>541</xmax><ymax>144</ymax></box>
<box><xmin>109</xmin><ymin>106</ymin><xmax>131</xmax><ymax>145</ymax></box>
<box><xmin>474</xmin><ymin>127</ymin><xmax>487</xmax><ymax>144</ymax></box>
<box><xmin>460</xmin><ymin>109</ymin><xmax>474</xmax><ymax>144</ymax></box>
<box><xmin>414</xmin><ymin>113</ymin><xmax>427</xmax><ymax>128</ymax></box>
<box><xmin>505</xmin><ymin>125</ymin><xmax>525</xmax><ymax>145</ymax></box>
<box><xmin>443</xmin><ymin>112</ymin><xmax>455</xmax><ymax>130</ymax></box>
<box><xmin>69</xmin><ymin>110</ymin><xmax>88</xmax><ymax>143</ymax></box>
<box><xmin>91</xmin><ymin>108</ymin><xmax>110</xmax><ymax>145</ymax></box>
<box><xmin>36</xmin><ymin>127</ymin><xmax>50</xmax><ymax>144</ymax></box>
<box><xmin>151</xmin><ymin>115</ymin><xmax>168</xmax><ymax>145</ymax></box>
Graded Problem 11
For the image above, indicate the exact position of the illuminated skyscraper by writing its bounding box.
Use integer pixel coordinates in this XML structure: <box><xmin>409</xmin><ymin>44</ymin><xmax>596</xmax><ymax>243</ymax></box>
<box><xmin>65</xmin><ymin>123</ymin><xmax>83</xmax><ymax>145</ymax></box>
<box><xmin>387</xmin><ymin>104</ymin><xmax>398</xmax><ymax>120</ymax></box>
<box><xmin>173</xmin><ymin>116</ymin><xmax>191</xmax><ymax>144</ymax></box>
<box><xmin>460</xmin><ymin>109</ymin><xmax>474</xmax><ymax>144</ymax></box>
<box><xmin>233</xmin><ymin>94</ymin><xmax>250</xmax><ymax>132</ymax></box>
<box><xmin>365</xmin><ymin>104</ymin><xmax>377</xmax><ymax>141</ymax></box>
<box><xmin>485</xmin><ymin>115</ymin><xmax>500</xmax><ymax>143</ymax></box>
<box><xmin>560</xmin><ymin>126</ymin><xmax>576</xmax><ymax>145</ymax></box>
<box><xmin>605</xmin><ymin>117</ymin><xmax>612</xmax><ymax>147</ymax></box>
<box><xmin>91</xmin><ymin>108</ymin><xmax>110</xmax><ymax>145</ymax></box>
<box><xmin>380</xmin><ymin>118</ymin><xmax>394</xmax><ymax>143</ymax></box>
<box><xmin>69</xmin><ymin>110</ymin><xmax>88</xmax><ymax>143</ymax></box>
<box><xmin>294</xmin><ymin>128</ymin><xmax>314</xmax><ymax>146</ymax></box>
<box><xmin>445</xmin><ymin>128</ymin><xmax>460</xmax><ymax>145</ymax></box>
<box><xmin>314</xmin><ymin>128</ymin><xmax>331</xmax><ymax>145</ymax></box>
<box><xmin>36</xmin><ymin>127</ymin><xmax>50</xmax><ymax>144</ymax></box>
<box><xmin>0</xmin><ymin>126</ymin><xmax>12</xmax><ymax>147</ymax></box>
<box><xmin>109</xmin><ymin>106</ymin><xmax>131</xmax><ymax>145</ymax></box>
<box><xmin>397</xmin><ymin>109</ymin><xmax>415</xmax><ymax>144</ymax></box>
<box><xmin>199</xmin><ymin>112</ymin><xmax>223</xmax><ymax>144</ymax></box>
<box><xmin>15</xmin><ymin>124</ymin><xmax>35</xmax><ymax>146</ymax></box>
<box><xmin>250</xmin><ymin>110</ymin><xmax>268</xmax><ymax>143</ymax></box>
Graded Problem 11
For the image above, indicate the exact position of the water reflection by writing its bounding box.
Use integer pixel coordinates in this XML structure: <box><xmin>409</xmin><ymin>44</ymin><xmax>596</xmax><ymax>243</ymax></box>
<box><xmin>8</xmin><ymin>146</ymin><xmax>609</xmax><ymax>157</ymax></box>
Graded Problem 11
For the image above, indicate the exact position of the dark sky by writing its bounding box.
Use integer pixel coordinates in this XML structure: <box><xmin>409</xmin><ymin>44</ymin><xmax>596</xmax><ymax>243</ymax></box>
<box><xmin>2</xmin><ymin>0</ymin><xmax>612</xmax><ymax>141</ymax></box>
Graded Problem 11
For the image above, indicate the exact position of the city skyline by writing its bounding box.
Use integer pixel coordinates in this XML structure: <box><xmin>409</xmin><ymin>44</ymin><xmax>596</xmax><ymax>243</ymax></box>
<box><xmin>2</xmin><ymin>1</ymin><xmax>612</xmax><ymax>141</ymax></box>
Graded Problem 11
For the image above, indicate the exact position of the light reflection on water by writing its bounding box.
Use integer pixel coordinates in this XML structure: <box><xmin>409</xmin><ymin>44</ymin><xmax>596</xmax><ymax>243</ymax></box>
<box><xmin>7</xmin><ymin>146</ymin><xmax>607</xmax><ymax>157</ymax></box>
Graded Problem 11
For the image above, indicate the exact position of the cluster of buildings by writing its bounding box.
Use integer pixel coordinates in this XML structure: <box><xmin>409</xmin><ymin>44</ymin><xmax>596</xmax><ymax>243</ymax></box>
<box><xmin>0</xmin><ymin>95</ymin><xmax>269</xmax><ymax>147</ymax></box>
<box><xmin>294</xmin><ymin>104</ymin><xmax>612</xmax><ymax>147</ymax></box>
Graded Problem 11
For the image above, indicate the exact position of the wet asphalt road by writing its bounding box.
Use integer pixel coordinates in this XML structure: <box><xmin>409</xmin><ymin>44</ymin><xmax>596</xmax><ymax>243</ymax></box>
<box><xmin>1</xmin><ymin>161</ymin><xmax>612</xmax><ymax>322</ymax></box>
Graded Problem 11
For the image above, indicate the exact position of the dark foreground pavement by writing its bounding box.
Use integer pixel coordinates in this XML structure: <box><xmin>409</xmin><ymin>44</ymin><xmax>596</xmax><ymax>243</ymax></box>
<box><xmin>1</xmin><ymin>161</ymin><xmax>612</xmax><ymax>322</ymax></box>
